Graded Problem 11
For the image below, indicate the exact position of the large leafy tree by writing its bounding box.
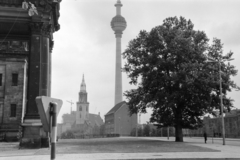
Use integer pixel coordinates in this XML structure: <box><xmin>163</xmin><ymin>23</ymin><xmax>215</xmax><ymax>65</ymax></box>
<box><xmin>123</xmin><ymin>16</ymin><xmax>239</xmax><ymax>142</ymax></box>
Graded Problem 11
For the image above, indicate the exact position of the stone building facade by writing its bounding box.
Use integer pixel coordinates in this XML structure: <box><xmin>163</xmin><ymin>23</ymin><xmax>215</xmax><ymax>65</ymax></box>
<box><xmin>0</xmin><ymin>0</ymin><xmax>61</xmax><ymax>148</ymax></box>
<box><xmin>105</xmin><ymin>101</ymin><xmax>137</xmax><ymax>136</ymax></box>
<box><xmin>0</xmin><ymin>58</ymin><xmax>27</xmax><ymax>141</ymax></box>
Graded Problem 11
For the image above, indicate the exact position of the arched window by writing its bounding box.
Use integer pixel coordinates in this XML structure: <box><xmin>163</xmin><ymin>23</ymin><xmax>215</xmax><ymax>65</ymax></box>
<box><xmin>80</xmin><ymin>113</ymin><xmax>81</xmax><ymax>118</ymax></box>
<box><xmin>86</xmin><ymin>106</ymin><xmax>88</xmax><ymax>112</ymax></box>
<box><xmin>79</xmin><ymin>106</ymin><xmax>82</xmax><ymax>111</ymax></box>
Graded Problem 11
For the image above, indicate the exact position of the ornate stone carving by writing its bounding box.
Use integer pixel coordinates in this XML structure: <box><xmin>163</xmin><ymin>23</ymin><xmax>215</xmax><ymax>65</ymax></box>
<box><xmin>38</xmin><ymin>0</ymin><xmax>52</xmax><ymax>13</ymax></box>
<box><xmin>29</xmin><ymin>22</ymin><xmax>44</xmax><ymax>34</ymax></box>
<box><xmin>50</xmin><ymin>40</ymin><xmax>54</xmax><ymax>53</ymax></box>
<box><xmin>0</xmin><ymin>40</ymin><xmax>29</xmax><ymax>53</ymax></box>
<box><xmin>42</xmin><ymin>24</ymin><xmax>53</xmax><ymax>36</ymax></box>
<box><xmin>0</xmin><ymin>0</ymin><xmax>61</xmax><ymax>33</ymax></box>
<box><xmin>29</xmin><ymin>22</ymin><xmax>53</xmax><ymax>37</ymax></box>
<box><xmin>0</xmin><ymin>0</ymin><xmax>55</xmax><ymax>14</ymax></box>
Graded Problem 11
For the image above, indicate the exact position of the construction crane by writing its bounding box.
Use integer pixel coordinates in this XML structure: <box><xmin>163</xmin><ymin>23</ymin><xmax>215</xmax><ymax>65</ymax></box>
<box><xmin>66</xmin><ymin>100</ymin><xmax>74</xmax><ymax>114</ymax></box>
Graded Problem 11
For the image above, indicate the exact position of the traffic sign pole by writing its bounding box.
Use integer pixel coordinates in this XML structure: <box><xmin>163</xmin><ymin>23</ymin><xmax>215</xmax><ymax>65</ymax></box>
<box><xmin>35</xmin><ymin>96</ymin><xmax>63</xmax><ymax>160</ymax></box>
<box><xmin>50</xmin><ymin>102</ymin><xmax>57</xmax><ymax>160</ymax></box>
<box><xmin>35</xmin><ymin>96</ymin><xmax>63</xmax><ymax>133</ymax></box>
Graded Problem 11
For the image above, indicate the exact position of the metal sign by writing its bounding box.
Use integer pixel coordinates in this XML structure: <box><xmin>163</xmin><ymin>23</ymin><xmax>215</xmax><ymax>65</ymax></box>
<box><xmin>35</xmin><ymin>96</ymin><xmax>63</xmax><ymax>132</ymax></box>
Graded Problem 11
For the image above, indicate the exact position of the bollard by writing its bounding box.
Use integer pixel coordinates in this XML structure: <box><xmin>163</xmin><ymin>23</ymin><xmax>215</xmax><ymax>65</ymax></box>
<box><xmin>50</xmin><ymin>102</ymin><xmax>57</xmax><ymax>160</ymax></box>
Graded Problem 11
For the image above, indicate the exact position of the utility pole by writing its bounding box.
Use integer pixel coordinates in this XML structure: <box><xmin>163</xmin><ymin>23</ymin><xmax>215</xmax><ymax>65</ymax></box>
<box><xmin>218</xmin><ymin>61</ymin><xmax>226</xmax><ymax>145</ymax></box>
<box><xmin>207</xmin><ymin>57</ymin><xmax>234</xmax><ymax>145</ymax></box>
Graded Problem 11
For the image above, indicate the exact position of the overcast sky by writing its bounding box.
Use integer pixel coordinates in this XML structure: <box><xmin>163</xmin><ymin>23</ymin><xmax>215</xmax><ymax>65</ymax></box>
<box><xmin>53</xmin><ymin>0</ymin><xmax>240</xmax><ymax>123</ymax></box>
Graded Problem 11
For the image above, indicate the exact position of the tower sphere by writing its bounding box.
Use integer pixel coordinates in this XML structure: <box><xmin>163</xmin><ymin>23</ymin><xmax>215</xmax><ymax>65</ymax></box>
<box><xmin>111</xmin><ymin>15</ymin><xmax>127</xmax><ymax>34</ymax></box>
<box><xmin>111</xmin><ymin>0</ymin><xmax>127</xmax><ymax>35</ymax></box>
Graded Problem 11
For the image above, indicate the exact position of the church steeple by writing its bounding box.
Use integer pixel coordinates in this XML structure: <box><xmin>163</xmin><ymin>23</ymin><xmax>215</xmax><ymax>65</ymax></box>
<box><xmin>76</xmin><ymin>74</ymin><xmax>89</xmax><ymax>125</ymax></box>
<box><xmin>80</xmin><ymin>74</ymin><xmax>86</xmax><ymax>93</ymax></box>
<box><xmin>79</xmin><ymin>74</ymin><xmax>88</xmax><ymax>103</ymax></box>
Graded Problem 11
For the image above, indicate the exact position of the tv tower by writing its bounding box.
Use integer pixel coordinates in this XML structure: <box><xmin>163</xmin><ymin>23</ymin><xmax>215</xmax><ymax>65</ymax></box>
<box><xmin>111</xmin><ymin>0</ymin><xmax>127</xmax><ymax>105</ymax></box>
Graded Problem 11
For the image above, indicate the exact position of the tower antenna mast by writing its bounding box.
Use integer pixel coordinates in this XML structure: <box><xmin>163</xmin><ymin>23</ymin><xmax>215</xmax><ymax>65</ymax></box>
<box><xmin>111</xmin><ymin>0</ymin><xmax>127</xmax><ymax>105</ymax></box>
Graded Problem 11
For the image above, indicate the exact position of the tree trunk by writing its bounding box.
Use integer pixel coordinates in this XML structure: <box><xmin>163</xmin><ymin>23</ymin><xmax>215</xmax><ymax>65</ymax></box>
<box><xmin>175</xmin><ymin>123</ymin><xmax>183</xmax><ymax>142</ymax></box>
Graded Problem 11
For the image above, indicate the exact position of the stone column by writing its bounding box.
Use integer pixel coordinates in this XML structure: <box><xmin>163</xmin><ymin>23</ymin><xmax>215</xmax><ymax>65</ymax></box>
<box><xmin>20</xmin><ymin>22</ymin><xmax>51</xmax><ymax>148</ymax></box>
<box><xmin>25</xmin><ymin>24</ymin><xmax>41</xmax><ymax>120</ymax></box>
<box><xmin>49</xmin><ymin>40</ymin><xmax>54</xmax><ymax>96</ymax></box>
<box><xmin>40</xmin><ymin>35</ymin><xmax>50</xmax><ymax>96</ymax></box>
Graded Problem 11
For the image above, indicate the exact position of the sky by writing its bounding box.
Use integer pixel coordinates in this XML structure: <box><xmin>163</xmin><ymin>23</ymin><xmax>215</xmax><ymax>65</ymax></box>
<box><xmin>52</xmin><ymin>0</ymin><xmax>240</xmax><ymax>123</ymax></box>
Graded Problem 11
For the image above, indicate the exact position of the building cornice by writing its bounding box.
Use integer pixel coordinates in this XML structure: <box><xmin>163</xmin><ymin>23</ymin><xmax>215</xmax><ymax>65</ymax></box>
<box><xmin>0</xmin><ymin>0</ymin><xmax>61</xmax><ymax>32</ymax></box>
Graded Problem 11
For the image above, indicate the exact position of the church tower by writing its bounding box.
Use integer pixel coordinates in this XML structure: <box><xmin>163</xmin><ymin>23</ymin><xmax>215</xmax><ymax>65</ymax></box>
<box><xmin>76</xmin><ymin>75</ymin><xmax>89</xmax><ymax>124</ymax></box>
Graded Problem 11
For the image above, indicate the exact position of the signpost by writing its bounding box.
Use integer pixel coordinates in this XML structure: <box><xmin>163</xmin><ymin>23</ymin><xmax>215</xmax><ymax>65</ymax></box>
<box><xmin>50</xmin><ymin>102</ymin><xmax>57</xmax><ymax>160</ymax></box>
<box><xmin>35</xmin><ymin>96</ymin><xmax>63</xmax><ymax>160</ymax></box>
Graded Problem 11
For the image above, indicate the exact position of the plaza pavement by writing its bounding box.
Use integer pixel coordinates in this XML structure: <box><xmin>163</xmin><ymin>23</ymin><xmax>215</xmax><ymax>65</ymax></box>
<box><xmin>0</xmin><ymin>137</ymin><xmax>239</xmax><ymax>160</ymax></box>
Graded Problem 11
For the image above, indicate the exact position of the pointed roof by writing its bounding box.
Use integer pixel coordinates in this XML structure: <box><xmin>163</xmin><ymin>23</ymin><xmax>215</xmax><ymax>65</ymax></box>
<box><xmin>80</xmin><ymin>74</ymin><xmax>86</xmax><ymax>92</ymax></box>
<box><xmin>105</xmin><ymin>101</ymin><xmax>126</xmax><ymax>116</ymax></box>
<box><xmin>88</xmin><ymin>113</ymin><xmax>104</xmax><ymax>127</ymax></box>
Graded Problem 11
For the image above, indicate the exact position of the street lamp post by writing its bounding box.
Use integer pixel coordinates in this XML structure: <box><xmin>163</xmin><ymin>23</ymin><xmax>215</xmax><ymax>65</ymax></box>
<box><xmin>218</xmin><ymin>61</ymin><xmax>226</xmax><ymax>145</ymax></box>
<box><xmin>207</xmin><ymin>57</ymin><xmax>233</xmax><ymax>145</ymax></box>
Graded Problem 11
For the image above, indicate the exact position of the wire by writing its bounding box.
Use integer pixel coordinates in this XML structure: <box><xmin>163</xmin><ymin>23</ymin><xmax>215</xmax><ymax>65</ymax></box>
<box><xmin>0</xmin><ymin>8</ymin><xmax>22</xmax><ymax>47</ymax></box>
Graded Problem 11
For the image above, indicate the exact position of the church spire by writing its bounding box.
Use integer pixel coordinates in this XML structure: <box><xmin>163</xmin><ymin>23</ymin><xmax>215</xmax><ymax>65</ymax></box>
<box><xmin>80</xmin><ymin>74</ymin><xmax>86</xmax><ymax>92</ymax></box>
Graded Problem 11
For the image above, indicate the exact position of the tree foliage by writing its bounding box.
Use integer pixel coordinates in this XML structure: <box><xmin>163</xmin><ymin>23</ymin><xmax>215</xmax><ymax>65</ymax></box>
<box><xmin>123</xmin><ymin>16</ymin><xmax>239</xmax><ymax>142</ymax></box>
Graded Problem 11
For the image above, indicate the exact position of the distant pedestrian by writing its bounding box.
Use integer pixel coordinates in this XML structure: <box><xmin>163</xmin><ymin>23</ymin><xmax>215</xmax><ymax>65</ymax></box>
<box><xmin>203</xmin><ymin>132</ymin><xmax>207</xmax><ymax>143</ymax></box>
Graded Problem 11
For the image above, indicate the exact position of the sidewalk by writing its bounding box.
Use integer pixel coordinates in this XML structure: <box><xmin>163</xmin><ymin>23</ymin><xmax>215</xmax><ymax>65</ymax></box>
<box><xmin>0</xmin><ymin>137</ymin><xmax>239</xmax><ymax>160</ymax></box>
<box><xmin>186</xmin><ymin>136</ymin><xmax>240</xmax><ymax>141</ymax></box>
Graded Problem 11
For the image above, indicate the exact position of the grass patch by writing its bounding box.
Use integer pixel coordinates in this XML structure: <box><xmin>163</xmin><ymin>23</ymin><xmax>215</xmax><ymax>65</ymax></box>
<box><xmin>51</xmin><ymin>137</ymin><xmax>219</xmax><ymax>154</ymax></box>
